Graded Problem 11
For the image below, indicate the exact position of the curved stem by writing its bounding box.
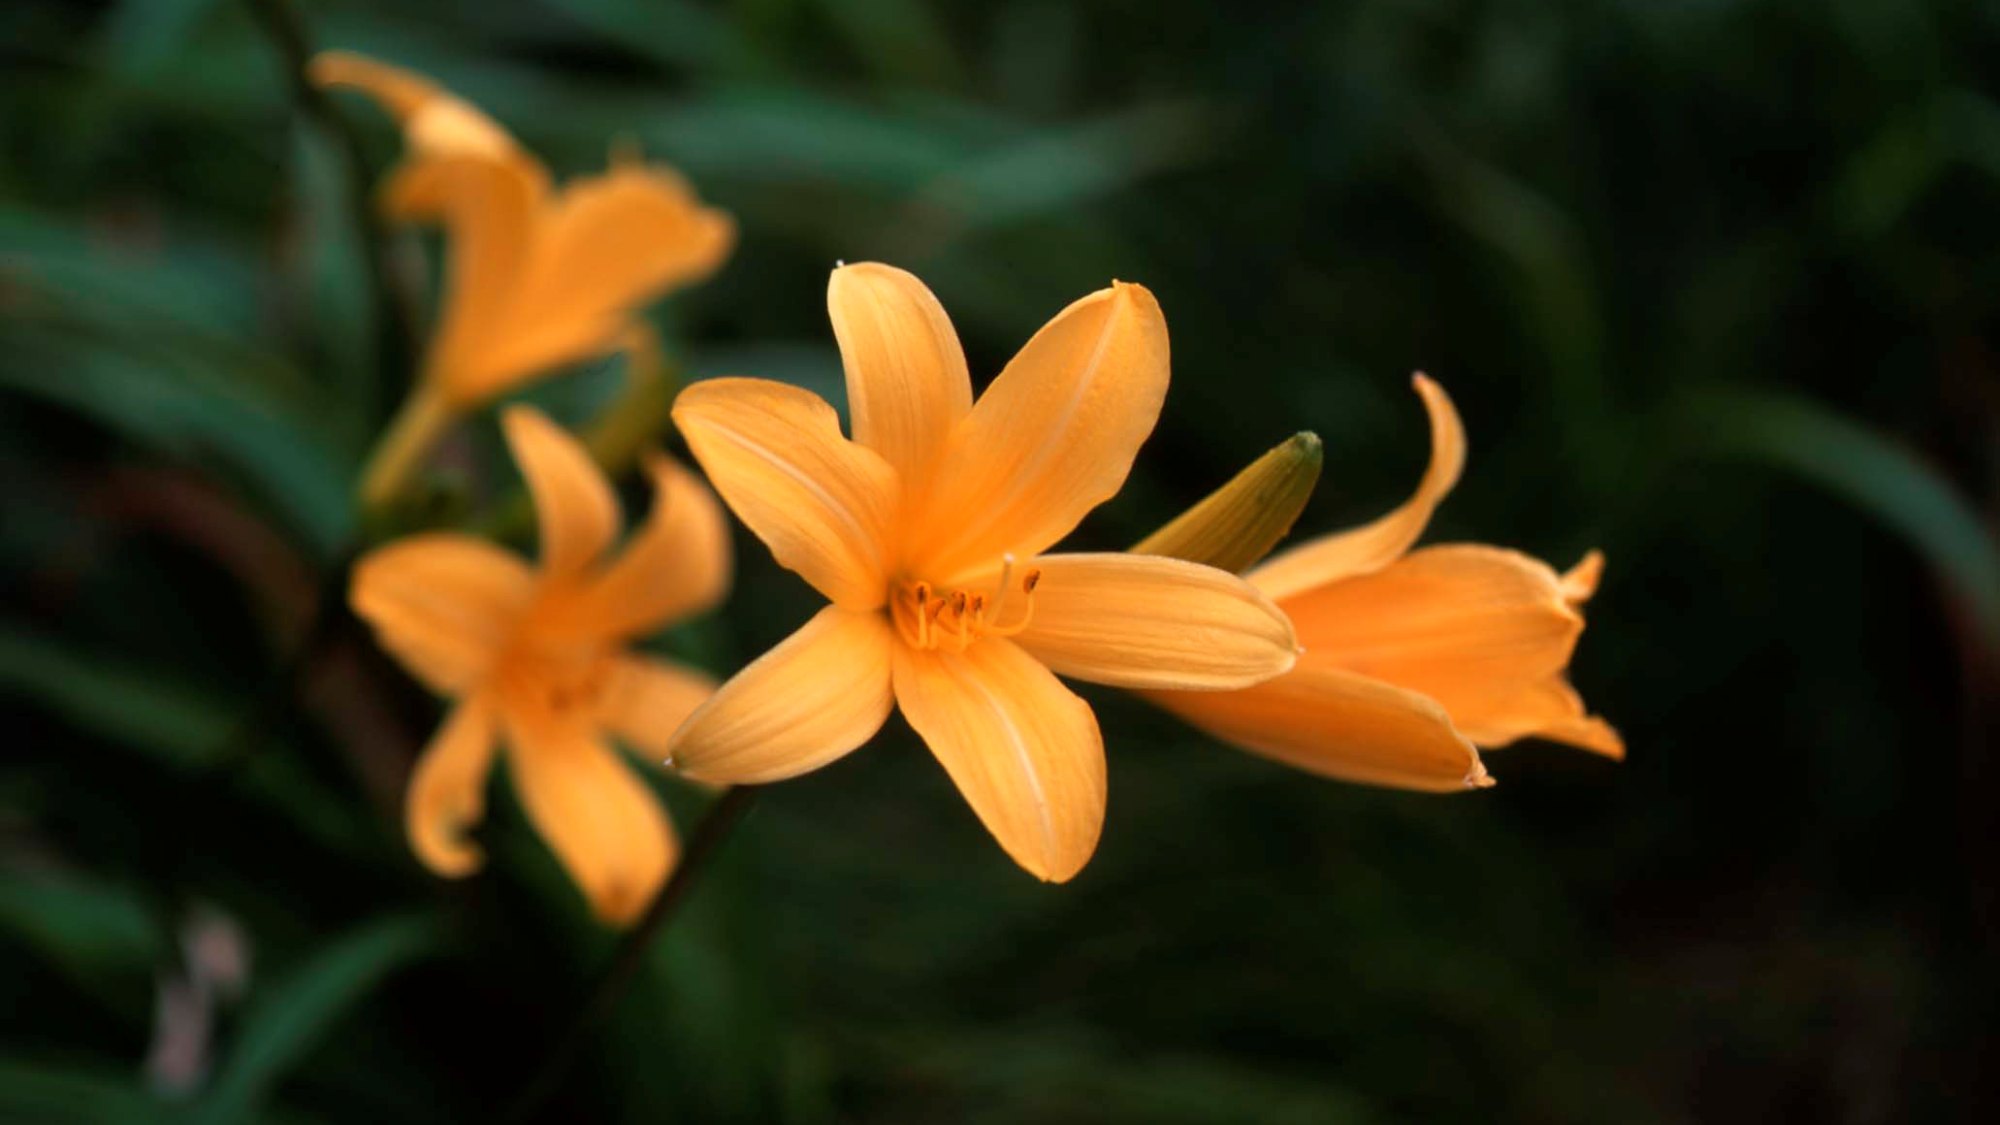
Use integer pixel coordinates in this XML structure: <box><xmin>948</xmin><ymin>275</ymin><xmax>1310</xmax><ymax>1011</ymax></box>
<box><xmin>355</xmin><ymin>381</ymin><xmax>456</xmax><ymax>515</ymax></box>
<box><xmin>242</xmin><ymin>0</ymin><xmax>417</xmax><ymax>403</ymax></box>
<box><xmin>502</xmin><ymin>785</ymin><xmax>760</xmax><ymax>1123</ymax></box>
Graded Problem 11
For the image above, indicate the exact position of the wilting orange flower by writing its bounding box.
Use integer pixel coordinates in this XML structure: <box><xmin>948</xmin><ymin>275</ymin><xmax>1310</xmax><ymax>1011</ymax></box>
<box><xmin>350</xmin><ymin>407</ymin><xmax>731</xmax><ymax>923</ymax></box>
<box><xmin>666</xmin><ymin>263</ymin><xmax>1297</xmax><ymax>882</ymax></box>
<box><xmin>1147</xmin><ymin>375</ymin><xmax>1622</xmax><ymax>791</ymax></box>
<box><xmin>310</xmin><ymin>52</ymin><xmax>735</xmax><ymax>507</ymax></box>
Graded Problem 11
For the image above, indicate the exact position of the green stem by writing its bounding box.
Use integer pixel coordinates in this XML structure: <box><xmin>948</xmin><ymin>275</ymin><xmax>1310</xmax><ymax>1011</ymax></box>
<box><xmin>501</xmin><ymin>786</ymin><xmax>760</xmax><ymax>1123</ymax></box>
<box><xmin>355</xmin><ymin>381</ymin><xmax>456</xmax><ymax>516</ymax></box>
<box><xmin>242</xmin><ymin>0</ymin><xmax>416</xmax><ymax>406</ymax></box>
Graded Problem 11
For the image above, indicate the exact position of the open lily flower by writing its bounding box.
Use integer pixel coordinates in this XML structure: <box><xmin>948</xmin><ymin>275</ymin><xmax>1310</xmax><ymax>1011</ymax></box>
<box><xmin>350</xmin><ymin>407</ymin><xmax>731</xmax><ymax>923</ymax></box>
<box><xmin>1145</xmin><ymin>375</ymin><xmax>1622</xmax><ymax>791</ymax></box>
<box><xmin>310</xmin><ymin>52</ymin><xmax>735</xmax><ymax>507</ymax></box>
<box><xmin>667</xmin><ymin>263</ymin><xmax>1298</xmax><ymax>882</ymax></box>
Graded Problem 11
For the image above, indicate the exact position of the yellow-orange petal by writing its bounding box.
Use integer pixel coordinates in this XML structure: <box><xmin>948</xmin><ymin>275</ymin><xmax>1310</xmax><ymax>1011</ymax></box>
<box><xmin>405</xmin><ymin>698</ymin><xmax>499</xmax><ymax>876</ymax></box>
<box><xmin>1280</xmin><ymin>543</ymin><xmax>1620</xmax><ymax>758</ymax></box>
<box><xmin>501</xmin><ymin>708</ymin><xmax>678</xmax><ymax>925</ymax></box>
<box><xmin>914</xmin><ymin>282</ymin><xmax>1169</xmax><ymax>581</ymax></box>
<box><xmin>1147</xmin><ymin>660</ymin><xmax>1489</xmax><ymax>793</ymax></box>
<box><xmin>827</xmin><ymin>262</ymin><xmax>972</xmax><ymax>482</ymax></box>
<box><xmin>308</xmin><ymin>51</ymin><xmax>518</xmax><ymax>160</ymax></box>
<box><xmin>595</xmin><ymin>654</ymin><xmax>717</xmax><ymax>760</ymax></box>
<box><xmin>673</xmin><ymin>378</ymin><xmax>899</xmax><ymax>609</ymax></box>
<box><xmin>350</xmin><ymin>534</ymin><xmax>535</xmax><ymax>695</ymax></box>
<box><xmin>459</xmin><ymin>164</ymin><xmax>734</xmax><ymax>399</ymax></box>
<box><xmin>501</xmin><ymin>406</ymin><xmax>621</xmax><ymax>579</ymax></box>
<box><xmin>383</xmin><ymin>155</ymin><xmax>543</xmax><ymax>402</ymax></box>
<box><xmin>1011</xmin><ymin>553</ymin><xmax>1298</xmax><ymax>690</ymax></box>
<box><xmin>667</xmin><ymin>606</ymin><xmax>895</xmax><ymax>783</ymax></box>
<box><xmin>892</xmin><ymin>638</ymin><xmax>1106</xmax><ymax>882</ymax></box>
<box><xmin>567</xmin><ymin>454</ymin><xmax>732</xmax><ymax>642</ymax></box>
<box><xmin>1248</xmin><ymin>374</ymin><xmax>1466</xmax><ymax>600</ymax></box>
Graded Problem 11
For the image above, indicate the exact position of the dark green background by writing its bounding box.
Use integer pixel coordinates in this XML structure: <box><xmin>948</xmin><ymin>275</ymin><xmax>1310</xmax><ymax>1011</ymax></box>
<box><xmin>5</xmin><ymin>1</ymin><xmax>1997</xmax><ymax>1121</ymax></box>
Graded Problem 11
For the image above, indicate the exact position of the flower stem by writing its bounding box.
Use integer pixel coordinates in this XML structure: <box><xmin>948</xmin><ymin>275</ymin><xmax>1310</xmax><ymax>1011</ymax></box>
<box><xmin>355</xmin><ymin>382</ymin><xmax>455</xmax><ymax>516</ymax></box>
<box><xmin>501</xmin><ymin>785</ymin><xmax>760</xmax><ymax>1123</ymax></box>
<box><xmin>241</xmin><ymin>0</ymin><xmax>417</xmax><ymax>403</ymax></box>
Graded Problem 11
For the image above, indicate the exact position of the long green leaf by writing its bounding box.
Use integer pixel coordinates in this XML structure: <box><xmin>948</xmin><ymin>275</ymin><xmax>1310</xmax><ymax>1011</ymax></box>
<box><xmin>194</xmin><ymin>915</ymin><xmax>435</xmax><ymax>1125</ymax></box>
<box><xmin>1684</xmin><ymin>386</ymin><xmax>2000</xmax><ymax>643</ymax></box>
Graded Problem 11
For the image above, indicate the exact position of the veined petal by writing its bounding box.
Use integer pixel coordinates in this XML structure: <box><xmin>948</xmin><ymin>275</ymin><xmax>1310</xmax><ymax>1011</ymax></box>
<box><xmin>667</xmin><ymin>607</ymin><xmax>895</xmax><ymax>783</ymax></box>
<box><xmin>1013</xmin><ymin>553</ymin><xmax>1298</xmax><ymax>690</ymax></box>
<box><xmin>673</xmin><ymin>378</ymin><xmax>899</xmax><ymax>609</ymax></box>
<box><xmin>501</xmin><ymin>707</ymin><xmax>677</xmax><ymax>925</ymax></box>
<box><xmin>596</xmin><ymin>654</ymin><xmax>717</xmax><ymax>760</ymax></box>
<box><xmin>1147</xmin><ymin>660</ymin><xmax>1489</xmax><ymax>793</ymax></box>
<box><xmin>827</xmin><ymin>262</ymin><xmax>972</xmax><ymax>481</ymax></box>
<box><xmin>569</xmin><ymin>454</ymin><xmax>732</xmax><ymax>641</ymax></box>
<box><xmin>350</xmin><ymin>534</ymin><xmax>534</xmax><ymax>695</ymax></box>
<box><xmin>384</xmin><ymin>155</ymin><xmax>543</xmax><ymax>403</ymax></box>
<box><xmin>405</xmin><ymin>698</ymin><xmax>499</xmax><ymax>876</ymax></box>
<box><xmin>1281</xmin><ymin>544</ymin><xmax>1620</xmax><ymax>759</ymax></box>
<box><xmin>465</xmin><ymin>162</ymin><xmax>735</xmax><ymax>397</ymax></box>
<box><xmin>502</xmin><ymin>407</ymin><xmax>621</xmax><ymax>579</ymax></box>
<box><xmin>1249</xmin><ymin>374</ymin><xmax>1466</xmax><ymax>600</ymax></box>
<box><xmin>893</xmin><ymin>639</ymin><xmax>1105</xmax><ymax>882</ymax></box>
<box><xmin>914</xmin><ymin>282</ymin><xmax>1169</xmax><ymax>580</ymax></box>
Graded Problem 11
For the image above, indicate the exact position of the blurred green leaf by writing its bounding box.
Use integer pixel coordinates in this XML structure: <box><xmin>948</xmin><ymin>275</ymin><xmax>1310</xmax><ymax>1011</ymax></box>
<box><xmin>194</xmin><ymin>915</ymin><xmax>435</xmax><ymax>1125</ymax></box>
<box><xmin>902</xmin><ymin>99</ymin><xmax>1223</xmax><ymax>248</ymax></box>
<box><xmin>0</xmin><ymin>628</ymin><xmax>235</xmax><ymax>766</ymax></box>
<box><xmin>1683</xmin><ymin>386</ymin><xmax>2000</xmax><ymax>643</ymax></box>
<box><xmin>0</xmin><ymin>871</ymin><xmax>162</xmax><ymax>1015</ymax></box>
<box><xmin>0</xmin><ymin>1057</ymin><xmax>175</xmax><ymax>1125</ymax></box>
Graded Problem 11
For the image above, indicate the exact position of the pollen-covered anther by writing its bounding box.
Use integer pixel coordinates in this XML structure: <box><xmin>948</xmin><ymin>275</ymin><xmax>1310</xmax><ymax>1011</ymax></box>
<box><xmin>891</xmin><ymin>555</ymin><xmax>1043</xmax><ymax>652</ymax></box>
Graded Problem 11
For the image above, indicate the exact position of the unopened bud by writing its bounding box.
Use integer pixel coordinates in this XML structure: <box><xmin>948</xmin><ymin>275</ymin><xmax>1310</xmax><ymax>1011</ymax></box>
<box><xmin>1132</xmin><ymin>432</ymin><xmax>1323</xmax><ymax>573</ymax></box>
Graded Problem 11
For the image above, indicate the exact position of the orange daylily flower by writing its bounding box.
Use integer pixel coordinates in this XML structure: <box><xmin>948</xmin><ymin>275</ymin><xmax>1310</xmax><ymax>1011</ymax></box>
<box><xmin>666</xmin><ymin>263</ymin><xmax>1298</xmax><ymax>882</ymax></box>
<box><xmin>310</xmin><ymin>52</ymin><xmax>735</xmax><ymax>507</ymax></box>
<box><xmin>1146</xmin><ymin>375</ymin><xmax>1622</xmax><ymax>791</ymax></box>
<box><xmin>350</xmin><ymin>406</ymin><xmax>732</xmax><ymax>923</ymax></box>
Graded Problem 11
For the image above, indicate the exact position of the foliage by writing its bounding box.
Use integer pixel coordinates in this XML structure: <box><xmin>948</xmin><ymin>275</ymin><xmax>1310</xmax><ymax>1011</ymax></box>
<box><xmin>4</xmin><ymin>0</ymin><xmax>1996</xmax><ymax>1121</ymax></box>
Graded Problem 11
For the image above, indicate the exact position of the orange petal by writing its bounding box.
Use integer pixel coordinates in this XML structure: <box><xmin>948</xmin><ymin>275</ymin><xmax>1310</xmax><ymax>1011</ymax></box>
<box><xmin>567</xmin><ymin>453</ymin><xmax>732</xmax><ymax>641</ymax></box>
<box><xmin>405</xmin><ymin>698</ymin><xmax>499</xmax><ymax>876</ymax></box>
<box><xmin>1147</xmin><ymin>660</ymin><xmax>1489</xmax><ymax>792</ymax></box>
<box><xmin>384</xmin><ymin>155</ymin><xmax>544</xmax><ymax>404</ymax></box>
<box><xmin>827</xmin><ymin>262</ymin><xmax>972</xmax><ymax>481</ymax></box>
<box><xmin>501</xmin><ymin>707</ymin><xmax>678</xmax><ymax>925</ymax></box>
<box><xmin>461</xmin><ymin>163</ymin><xmax>734</xmax><ymax>398</ymax></box>
<box><xmin>666</xmin><ymin>607</ymin><xmax>895</xmax><ymax>783</ymax></box>
<box><xmin>1248</xmin><ymin>374</ymin><xmax>1465</xmax><ymax>600</ymax></box>
<box><xmin>1012</xmin><ymin>553</ymin><xmax>1298</xmax><ymax>690</ymax></box>
<box><xmin>893</xmin><ymin>639</ymin><xmax>1106</xmax><ymax>882</ymax></box>
<box><xmin>673</xmin><ymin>378</ymin><xmax>899</xmax><ymax>609</ymax></box>
<box><xmin>501</xmin><ymin>406</ymin><xmax>621</xmax><ymax>579</ymax></box>
<box><xmin>913</xmin><ymin>282</ymin><xmax>1169</xmax><ymax>580</ymax></box>
<box><xmin>595</xmin><ymin>654</ymin><xmax>717</xmax><ymax>760</ymax></box>
<box><xmin>350</xmin><ymin>534</ymin><xmax>534</xmax><ymax>695</ymax></box>
<box><xmin>308</xmin><ymin>52</ymin><xmax>519</xmax><ymax>160</ymax></box>
<box><xmin>1280</xmin><ymin>544</ymin><xmax>1620</xmax><ymax>758</ymax></box>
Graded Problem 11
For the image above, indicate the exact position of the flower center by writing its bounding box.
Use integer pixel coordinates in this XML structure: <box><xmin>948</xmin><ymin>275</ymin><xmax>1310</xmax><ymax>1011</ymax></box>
<box><xmin>891</xmin><ymin>555</ymin><xmax>1042</xmax><ymax>652</ymax></box>
<box><xmin>493</xmin><ymin>619</ymin><xmax>613</xmax><ymax>719</ymax></box>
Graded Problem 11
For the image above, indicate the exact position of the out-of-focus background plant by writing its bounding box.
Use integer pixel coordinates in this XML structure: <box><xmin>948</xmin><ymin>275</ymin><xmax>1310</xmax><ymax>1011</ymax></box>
<box><xmin>4</xmin><ymin>0</ymin><xmax>1997</xmax><ymax>1121</ymax></box>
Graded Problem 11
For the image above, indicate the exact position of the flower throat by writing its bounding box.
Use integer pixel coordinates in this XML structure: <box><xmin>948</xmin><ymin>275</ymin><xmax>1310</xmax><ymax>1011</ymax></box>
<box><xmin>891</xmin><ymin>555</ymin><xmax>1041</xmax><ymax>652</ymax></box>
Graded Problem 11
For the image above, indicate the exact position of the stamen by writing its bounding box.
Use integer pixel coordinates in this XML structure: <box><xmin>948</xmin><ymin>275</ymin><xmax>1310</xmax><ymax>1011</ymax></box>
<box><xmin>892</xmin><ymin>559</ymin><xmax>1044</xmax><ymax>650</ymax></box>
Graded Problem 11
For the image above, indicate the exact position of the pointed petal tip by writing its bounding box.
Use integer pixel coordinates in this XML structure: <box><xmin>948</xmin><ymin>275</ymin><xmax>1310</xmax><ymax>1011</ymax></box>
<box><xmin>1561</xmin><ymin>550</ymin><xmax>1607</xmax><ymax>603</ymax></box>
<box><xmin>1465</xmin><ymin>753</ymin><xmax>1495</xmax><ymax>790</ymax></box>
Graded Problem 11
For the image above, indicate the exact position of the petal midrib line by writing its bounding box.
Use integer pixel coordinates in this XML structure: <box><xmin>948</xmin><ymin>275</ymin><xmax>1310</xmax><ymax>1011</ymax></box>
<box><xmin>953</xmin><ymin>655</ymin><xmax>1056</xmax><ymax>869</ymax></box>
<box><xmin>705</xmin><ymin>421</ymin><xmax>887</xmax><ymax>583</ymax></box>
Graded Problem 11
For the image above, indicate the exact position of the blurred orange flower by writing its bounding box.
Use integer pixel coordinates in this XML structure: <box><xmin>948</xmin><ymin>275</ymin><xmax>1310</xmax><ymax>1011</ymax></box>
<box><xmin>350</xmin><ymin>407</ymin><xmax>731</xmax><ymax>923</ymax></box>
<box><xmin>665</xmin><ymin>263</ymin><xmax>1297</xmax><ymax>882</ymax></box>
<box><xmin>1146</xmin><ymin>375</ymin><xmax>1622</xmax><ymax>791</ymax></box>
<box><xmin>310</xmin><ymin>52</ymin><xmax>734</xmax><ymax>507</ymax></box>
